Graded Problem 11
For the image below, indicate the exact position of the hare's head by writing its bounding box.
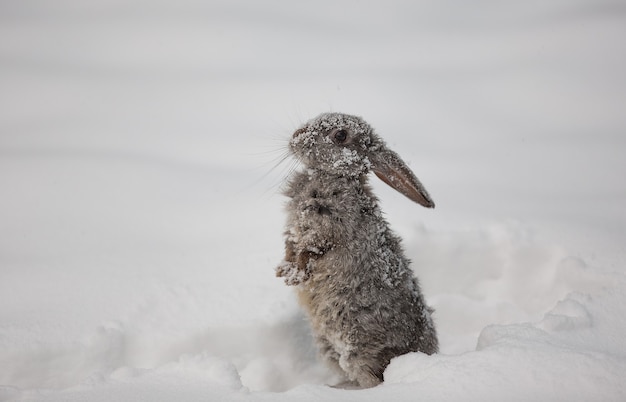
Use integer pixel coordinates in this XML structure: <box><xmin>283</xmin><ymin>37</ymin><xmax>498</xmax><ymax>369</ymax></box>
<box><xmin>290</xmin><ymin>113</ymin><xmax>435</xmax><ymax>208</ymax></box>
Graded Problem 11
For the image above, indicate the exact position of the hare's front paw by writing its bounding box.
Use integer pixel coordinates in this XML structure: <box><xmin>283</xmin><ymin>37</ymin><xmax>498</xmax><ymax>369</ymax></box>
<box><xmin>275</xmin><ymin>260</ymin><xmax>310</xmax><ymax>286</ymax></box>
<box><xmin>275</xmin><ymin>260</ymin><xmax>295</xmax><ymax>277</ymax></box>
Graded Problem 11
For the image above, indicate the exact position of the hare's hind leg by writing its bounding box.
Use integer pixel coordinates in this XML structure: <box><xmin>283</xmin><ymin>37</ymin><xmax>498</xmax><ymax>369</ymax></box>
<box><xmin>317</xmin><ymin>336</ymin><xmax>343</xmax><ymax>373</ymax></box>
<box><xmin>339</xmin><ymin>352</ymin><xmax>383</xmax><ymax>388</ymax></box>
<box><xmin>314</xmin><ymin>335</ymin><xmax>357</xmax><ymax>387</ymax></box>
<box><xmin>352</xmin><ymin>366</ymin><xmax>381</xmax><ymax>388</ymax></box>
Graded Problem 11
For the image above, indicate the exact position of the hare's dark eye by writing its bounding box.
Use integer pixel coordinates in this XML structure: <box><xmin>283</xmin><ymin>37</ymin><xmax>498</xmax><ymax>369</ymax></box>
<box><xmin>333</xmin><ymin>129</ymin><xmax>348</xmax><ymax>144</ymax></box>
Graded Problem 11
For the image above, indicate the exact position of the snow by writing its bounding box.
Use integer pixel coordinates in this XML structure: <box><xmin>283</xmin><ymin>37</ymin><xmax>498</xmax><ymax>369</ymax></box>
<box><xmin>1</xmin><ymin>0</ymin><xmax>625</xmax><ymax>401</ymax></box>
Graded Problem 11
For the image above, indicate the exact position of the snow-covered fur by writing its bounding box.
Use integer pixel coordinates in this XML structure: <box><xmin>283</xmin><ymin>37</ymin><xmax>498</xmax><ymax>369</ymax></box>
<box><xmin>276</xmin><ymin>113</ymin><xmax>438</xmax><ymax>388</ymax></box>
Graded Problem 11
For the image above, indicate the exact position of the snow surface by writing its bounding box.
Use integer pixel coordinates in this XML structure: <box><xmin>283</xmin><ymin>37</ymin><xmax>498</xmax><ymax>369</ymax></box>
<box><xmin>1</xmin><ymin>0</ymin><xmax>626</xmax><ymax>401</ymax></box>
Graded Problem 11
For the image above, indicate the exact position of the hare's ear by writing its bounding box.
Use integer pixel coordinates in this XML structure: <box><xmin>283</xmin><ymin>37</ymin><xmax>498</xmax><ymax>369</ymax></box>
<box><xmin>371</xmin><ymin>149</ymin><xmax>435</xmax><ymax>208</ymax></box>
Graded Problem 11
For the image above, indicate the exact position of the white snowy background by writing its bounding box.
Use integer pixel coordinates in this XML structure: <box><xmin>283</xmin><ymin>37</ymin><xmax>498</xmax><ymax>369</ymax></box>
<box><xmin>1</xmin><ymin>0</ymin><xmax>625</xmax><ymax>400</ymax></box>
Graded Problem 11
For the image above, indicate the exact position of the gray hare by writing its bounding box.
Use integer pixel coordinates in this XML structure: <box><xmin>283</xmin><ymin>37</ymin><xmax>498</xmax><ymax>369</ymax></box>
<box><xmin>276</xmin><ymin>112</ymin><xmax>438</xmax><ymax>388</ymax></box>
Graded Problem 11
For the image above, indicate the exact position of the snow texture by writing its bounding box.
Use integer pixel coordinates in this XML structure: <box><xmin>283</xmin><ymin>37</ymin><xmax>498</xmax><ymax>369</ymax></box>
<box><xmin>1</xmin><ymin>0</ymin><xmax>626</xmax><ymax>401</ymax></box>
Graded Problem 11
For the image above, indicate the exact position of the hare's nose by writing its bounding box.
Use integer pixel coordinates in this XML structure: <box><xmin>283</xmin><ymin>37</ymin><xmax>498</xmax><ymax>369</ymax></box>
<box><xmin>292</xmin><ymin>127</ymin><xmax>306</xmax><ymax>138</ymax></box>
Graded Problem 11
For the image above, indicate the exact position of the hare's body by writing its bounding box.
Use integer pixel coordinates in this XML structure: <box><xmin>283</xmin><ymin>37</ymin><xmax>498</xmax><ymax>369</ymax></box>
<box><xmin>276</xmin><ymin>113</ymin><xmax>438</xmax><ymax>388</ymax></box>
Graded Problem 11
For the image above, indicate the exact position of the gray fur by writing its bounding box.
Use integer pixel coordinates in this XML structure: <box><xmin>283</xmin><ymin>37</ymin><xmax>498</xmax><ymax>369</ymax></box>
<box><xmin>276</xmin><ymin>112</ymin><xmax>438</xmax><ymax>388</ymax></box>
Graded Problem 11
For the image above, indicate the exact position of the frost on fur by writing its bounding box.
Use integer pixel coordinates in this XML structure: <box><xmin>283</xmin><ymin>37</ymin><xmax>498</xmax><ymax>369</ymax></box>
<box><xmin>277</xmin><ymin>112</ymin><xmax>438</xmax><ymax>388</ymax></box>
